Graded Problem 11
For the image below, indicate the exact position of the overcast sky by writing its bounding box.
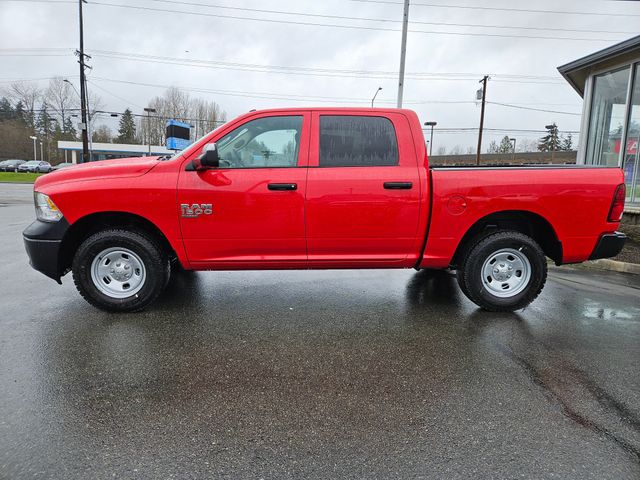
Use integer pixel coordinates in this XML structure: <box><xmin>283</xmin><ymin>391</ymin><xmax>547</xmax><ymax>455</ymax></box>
<box><xmin>1</xmin><ymin>0</ymin><xmax>640</xmax><ymax>151</ymax></box>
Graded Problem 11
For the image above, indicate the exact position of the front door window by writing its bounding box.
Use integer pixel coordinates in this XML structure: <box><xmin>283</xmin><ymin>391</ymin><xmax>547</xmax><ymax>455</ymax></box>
<box><xmin>215</xmin><ymin>116</ymin><xmax>302</xmax><ymax>168</ymax></box>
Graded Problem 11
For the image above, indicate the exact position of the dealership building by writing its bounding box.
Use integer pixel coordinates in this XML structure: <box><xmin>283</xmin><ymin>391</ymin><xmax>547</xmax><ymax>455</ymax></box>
<box><xmin>559</xmin><ymin>34</ymin><xmax>640</xmax><ymax>213</ymax></box>
<box><xmin>57</xmin><ymin>141</ymin><xmax>172</xmax><ymax>163</ymax></box>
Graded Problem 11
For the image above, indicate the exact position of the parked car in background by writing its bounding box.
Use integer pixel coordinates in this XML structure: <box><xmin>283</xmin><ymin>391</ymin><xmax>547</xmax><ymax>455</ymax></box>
<box><xmin>18</xmin><ymin>161</ymin><xmax>51</xmax><ymax>173</ymax></box>
<box><xmin>51</xmin><ymin>162</ymin><xmax>74</xmax><ymax>171</ymax></box>
<box><xmin>0</xmin><ymin>159</ymin><xmax>26</xmax><ymax>172</ymax></box>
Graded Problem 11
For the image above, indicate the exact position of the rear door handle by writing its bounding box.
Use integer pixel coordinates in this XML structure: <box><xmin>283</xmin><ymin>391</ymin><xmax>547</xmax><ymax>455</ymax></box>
<box><xmin>384</xmin><ymin>182</ymin><xmax>413</xmax><ymax>190</ymax></box>
<box><xmin>268</xmin><ymin>183</ymin><xmax>297</xmax><ymax>191</ymax></box>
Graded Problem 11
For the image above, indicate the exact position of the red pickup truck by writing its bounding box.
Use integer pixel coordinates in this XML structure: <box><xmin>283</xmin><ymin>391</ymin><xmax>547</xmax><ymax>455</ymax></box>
<box><xmin>23</xmin><ymin>108</ymin><xmax>626</xmax><ymax>313</ymax></box>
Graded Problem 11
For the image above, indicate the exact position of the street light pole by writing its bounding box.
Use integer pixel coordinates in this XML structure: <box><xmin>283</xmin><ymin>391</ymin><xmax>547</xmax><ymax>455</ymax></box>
<box><xmin>29</xmin><ymin>136</ymin><xmax>37</xmax><ymax>160</ymax></box>
<box><xmin>144</xmin><ymin>107</ymin><xmax>157</xmax><ymax>156</ymax></box>
<box><xmin>39</xmin><ymin>141</ymin><xmax>44</xmax><ymax>162</ymax></box>
<box><xmin>396</xmin><ymin>0</ymin><xmax>410</xmax><ymax>108</ymax></box>
<box><xmin>510</xmin><ymin>137</ymin><xmax>516</xmax><ymax>161</ymax></box>
<box><xmin>424</xmin><ymin>121</ymin><xmax>437</xmax><ymax>157</ymax></box>
<box><xmin>545</xmin><ymin>124</ymin><xmax>557</xmax><ymax>162</ymax></box>
<box><xmin>371</xmin><ymin>87</ymin><xmax>382</xmax><ymax>108</ymax></box>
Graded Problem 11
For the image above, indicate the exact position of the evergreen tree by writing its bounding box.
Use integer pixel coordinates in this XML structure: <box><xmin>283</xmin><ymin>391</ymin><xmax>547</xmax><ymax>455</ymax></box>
<box><xmin>36</xmin><ymin>103</ymin><xmax>58</xmax><ymax>162</ymax></box>
<box><xmin>0</xmin><ymin>97</ymin><xmax>13</xmax><ymax>122</ymax></box>
<box><xmin>538</xmin><ymin>123</ymin><xmax>561</xmax><ymax>152</ymax></box>
<box><xmin>498</xmin><ymin>135</ymin><xmax>513</xmax><ymax>153</ymax></box>
<box><xmin>14</xmin><ymin>101</ymin><xmax>25</xmax><ymax>125</ymax></box>
<box><xmin>116</xmin><ymin>108</ymin><xmax>137</xmax><ymax>143</ymax></box>
<box><xmin>561</xmin><ymin>133</ymin><xmax>573</xmax><ymax>151</ymax></box>
<box><xmin>36</xmin><ymin>103</ymin><xmax>56</xmax><ymax>138</ymax></box>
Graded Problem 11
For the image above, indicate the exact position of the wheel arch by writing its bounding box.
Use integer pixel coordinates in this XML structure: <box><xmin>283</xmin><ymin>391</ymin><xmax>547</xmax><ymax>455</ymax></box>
<box><xmin>59</xmin><ymin>211</ymin><xmax>179</xmax><ymax>276</ymax></box>
<box><xmin>451</xmin><ymin>210</ymin><xmax>563</xmax><ymax>267</ymax></box>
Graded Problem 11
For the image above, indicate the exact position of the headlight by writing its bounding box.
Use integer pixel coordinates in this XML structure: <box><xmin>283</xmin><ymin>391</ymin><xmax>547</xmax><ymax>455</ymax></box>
<box><xmin>34</xmin><ymin>191</ymin><xmax>63</xmax><ymax>222</ymax></box>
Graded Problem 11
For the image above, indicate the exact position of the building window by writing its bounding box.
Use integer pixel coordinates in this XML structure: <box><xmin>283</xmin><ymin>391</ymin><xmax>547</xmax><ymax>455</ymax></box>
<box><xmin>319</xmin><ymin>116</ymin><xmax>399</xmax><ymax>167</ymax></box>
<box><xmin>585</xmin><ymin>66</ymin><xmax>630</xmax><ymax>167</ymax></box>
<box><xmin>625</xmin><ymin>64</ymin><xmax>640</xmax><ymax>204</ymax></box>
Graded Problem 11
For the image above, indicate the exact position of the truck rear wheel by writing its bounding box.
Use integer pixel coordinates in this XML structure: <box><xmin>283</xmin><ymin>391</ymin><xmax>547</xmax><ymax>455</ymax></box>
<box><xmin>456</xmin><ymin>230</ymin><xmax>547</xmax><ymax>312</ymax></box>
<box><xmin>72</xmin><ymin>229</ymin><xmax>170</xmax><ymax>312</ymax></box>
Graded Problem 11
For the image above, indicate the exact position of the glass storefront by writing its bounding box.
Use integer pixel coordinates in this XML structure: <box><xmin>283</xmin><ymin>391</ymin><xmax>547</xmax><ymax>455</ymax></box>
<box><xmin>585</xmin><ymin>67</ymin><xmax>630</xmax><ymax>167</ymax></box>
<box><xmin>626</xmin><ymin>67</ymin><xmax>640</xmax><ymax>204</ymax></box>
<box><xmin>585</xmin><ymin>63</ymin><xmax>640</xmax><ymax>205</ymax></box>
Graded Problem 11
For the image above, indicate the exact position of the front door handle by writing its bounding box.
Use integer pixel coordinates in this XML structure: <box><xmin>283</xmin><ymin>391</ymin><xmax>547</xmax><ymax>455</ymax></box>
<box><xmin>268</xmin><ymin>183</ymin><xmax>297</xmax><ymax>191</ymax></box>
<box><xmin>384</xmin><ymin>182</ymin><xmax>413</xmax><ymax>190</ymax></box>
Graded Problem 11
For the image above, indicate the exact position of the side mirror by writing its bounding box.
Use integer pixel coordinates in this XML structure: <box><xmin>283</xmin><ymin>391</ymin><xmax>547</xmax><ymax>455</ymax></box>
<box><xmin>196</xmin><ymin>143</ymin><xmax>219</xmax><ymax>169</ymax></box>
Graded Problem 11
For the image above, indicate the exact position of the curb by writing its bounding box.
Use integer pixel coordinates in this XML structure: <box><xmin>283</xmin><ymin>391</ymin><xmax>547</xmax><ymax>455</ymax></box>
<box><xmin>586</xmin><ymin>259</ymin><xmax>640</xmax><ymax>275</ymax></box>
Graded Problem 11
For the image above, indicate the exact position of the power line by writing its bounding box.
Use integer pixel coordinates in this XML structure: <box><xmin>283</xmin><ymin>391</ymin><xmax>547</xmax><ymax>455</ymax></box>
<box><xmin>0</xmin><ymin>75</ymin><xmax>77</xmax><ymax>83</ymax></box>
<box><xmin>87</xmin><ymin>79</ymin><xmax>146</xmax><ymax>109</ymax></box>
<box><xmin>2</xmin><ymin>0</ymin><xmax>636</xmax><ymax>19</ymax></box>
<box><xmin>0</xmin><ymin>0</ymin><xmax>74</xmax><ymax>3</ymax></box>
<box><xmin>88</xmin><ymin>76</ymin><xmax>581</xmax><ymax>116</ymax></box>
<box><xmin>0</xmin><ymin>54</ymin><xmax>70</xmax><ymax>57</ymax></box>
<box><xmin>139</xmin><ymin>0</ymin><xmax>635</xmax><ymax>35</ymax></box>
<box><xmin>349</xmin><ymin>0</ymin><xmax>640</xmax><ymax>17</ymax></box>
<box><xmin>87</xmin><ymin>1</ymin><xmax>621</xmax><ymax>42</ymax></box>
<box><xmin>0</xmin><ymin>48</ymin><xmax>74</xmax><ymax>52</ymax></box>
<box><xmin>89</xmin><ymin>49</ymin><xmax>567</xmax><ymax>85</ymax></box>
<box><xmin>487</xmin><ymin>101</ymin><xmax>582</xmax><ymax>116</ymax></box>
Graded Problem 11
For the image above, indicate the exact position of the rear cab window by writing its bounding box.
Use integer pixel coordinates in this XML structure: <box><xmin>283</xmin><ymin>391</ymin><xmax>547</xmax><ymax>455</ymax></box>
<box><xmin>319</xmin><ymin>115</ymin><xmax>399</xmax><ymax>167</ymax></box>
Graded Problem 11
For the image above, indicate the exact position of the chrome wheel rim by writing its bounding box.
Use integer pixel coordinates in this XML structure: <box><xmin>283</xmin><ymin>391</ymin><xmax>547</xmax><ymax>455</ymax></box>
<box><xmin>90</xmin><ymin>247</ymin><xmax>146</xmax><ymax>299</ymax></box>
<box><xmin>481</xmin><ymin>247</ymin><xmax>531</xmax><ymax>298</ymax></box>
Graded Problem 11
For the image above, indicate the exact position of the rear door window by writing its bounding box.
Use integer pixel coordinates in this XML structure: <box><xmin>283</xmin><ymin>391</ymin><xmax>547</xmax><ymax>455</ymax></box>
<box><xmin>319</xmin><ymin>116</ymin><xmax>399</xmax><ymax>167</ymax></box>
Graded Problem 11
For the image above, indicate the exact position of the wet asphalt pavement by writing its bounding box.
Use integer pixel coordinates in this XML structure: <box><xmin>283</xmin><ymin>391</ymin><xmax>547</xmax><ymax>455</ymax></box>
<box><xmin>1</xmin><ymin>185</ymin><xmax>640</xmax><ymax>479</ymax></box>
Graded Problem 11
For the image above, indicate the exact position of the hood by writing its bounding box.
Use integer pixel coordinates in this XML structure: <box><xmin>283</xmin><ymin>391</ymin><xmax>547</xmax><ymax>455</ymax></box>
<box><xmin>35</xmin><ymin>156</ymin><xmax>160</xmax><ymax>190</ymax></box>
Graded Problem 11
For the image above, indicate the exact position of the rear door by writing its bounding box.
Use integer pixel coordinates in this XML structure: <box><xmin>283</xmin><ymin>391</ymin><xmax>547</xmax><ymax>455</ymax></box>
<box><xmin>305</xmin><ymin>112</ymin><xmax>422</xmax><ymax>266</ymax></box>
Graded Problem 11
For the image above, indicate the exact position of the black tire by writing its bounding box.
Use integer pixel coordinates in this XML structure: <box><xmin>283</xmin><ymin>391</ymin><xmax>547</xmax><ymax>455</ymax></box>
<box><xmin>456</xmin><ymin>230</ymin><xmax>547</xmax><ymax>312</ymax></box>
<box><xmin>72</xmin><ymin>229</ymin><xmax>170</xmax><ymax>312</ymax></box>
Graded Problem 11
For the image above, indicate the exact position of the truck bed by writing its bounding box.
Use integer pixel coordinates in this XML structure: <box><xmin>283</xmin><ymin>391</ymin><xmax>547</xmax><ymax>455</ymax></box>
<box><xmin>421</xmin><ymin>165</ymin><xmax>624</xmax><ymax>269</ymax></box>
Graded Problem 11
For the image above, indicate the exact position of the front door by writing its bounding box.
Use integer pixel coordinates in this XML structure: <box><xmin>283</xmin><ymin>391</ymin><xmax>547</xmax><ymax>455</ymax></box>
<box><xmin>178</xmin><ymin>113</ymin><xmax>310</xmax><ymax>268</ymax></box>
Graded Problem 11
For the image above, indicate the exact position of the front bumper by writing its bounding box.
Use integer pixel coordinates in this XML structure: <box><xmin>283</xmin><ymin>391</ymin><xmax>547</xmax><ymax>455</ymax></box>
<box><xmin>23</xmin><ymin>218</ymin><xmax>70</xmax><ymax>283</ymax></box>
<box><xmin>589</xmin><ymin>232</ymin><xmax>626</xmax><ymax>260</ymax></box>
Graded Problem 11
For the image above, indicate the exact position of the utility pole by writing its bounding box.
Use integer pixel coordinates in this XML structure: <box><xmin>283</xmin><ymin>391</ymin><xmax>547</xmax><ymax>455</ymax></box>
<box><xmin>77</xmin><ymin>0</ymin><xmax>90</xmax><ymax>163</ymax></box>
<box><xmin>476</xmin><ymin>75</ymin><xmax>489</xmax><ymax>166</ymax></box>
<box><xmin>396</xmin><ymin>0</ymin><xmax>410</xmax><ymax>108</ymax></box>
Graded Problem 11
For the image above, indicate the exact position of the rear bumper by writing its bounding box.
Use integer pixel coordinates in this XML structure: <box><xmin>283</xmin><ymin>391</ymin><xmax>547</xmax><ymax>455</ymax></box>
<box><xmin>23</xmin><ymin>218</ymin><xmax>70</xmax><ymax>283</ymax></box>
<box><xmin>589</xmin><ymin>232</ymin><xmax>626</xmax><ymax>260</ymax></box>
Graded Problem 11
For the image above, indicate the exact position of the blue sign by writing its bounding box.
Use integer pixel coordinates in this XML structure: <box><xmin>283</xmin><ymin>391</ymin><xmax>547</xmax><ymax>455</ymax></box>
<box><xmin>166</xmin><ymin>119</ymin><xmax>192</xmax><ymax>151</ymax></box>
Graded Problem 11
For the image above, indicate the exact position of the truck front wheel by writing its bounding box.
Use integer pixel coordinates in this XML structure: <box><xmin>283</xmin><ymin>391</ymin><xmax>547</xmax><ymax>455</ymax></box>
<box><xmin>72</xmin><ymin>229</ymin><xmax>170</xmax><ymax>312</ymax></box>
<box><xmin>456</xmin><ymin>230</ymin><xmax>547</xmax><ymax>312</ymax></box>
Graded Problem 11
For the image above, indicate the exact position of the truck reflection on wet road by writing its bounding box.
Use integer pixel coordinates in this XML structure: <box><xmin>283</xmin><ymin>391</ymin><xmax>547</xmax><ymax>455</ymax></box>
<box><xmin>1</xmin><ymin>204</ymin><xmax>639</xmax><ymax>479</ymax></box>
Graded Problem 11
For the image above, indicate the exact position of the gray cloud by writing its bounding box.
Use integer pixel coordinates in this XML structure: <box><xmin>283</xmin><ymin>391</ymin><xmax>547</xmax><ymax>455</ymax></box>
<box><xmin>1</xmin><ymin>0</ymin><xmax>638</xmax><ymax>150</ymax></box>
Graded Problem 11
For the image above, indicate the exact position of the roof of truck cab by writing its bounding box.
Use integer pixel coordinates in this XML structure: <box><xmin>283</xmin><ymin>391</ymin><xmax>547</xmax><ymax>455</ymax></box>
<box><xmin>242</xmin><ymin>107</ymin><xmax>417</xmax><ymax>114</ymax></box>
